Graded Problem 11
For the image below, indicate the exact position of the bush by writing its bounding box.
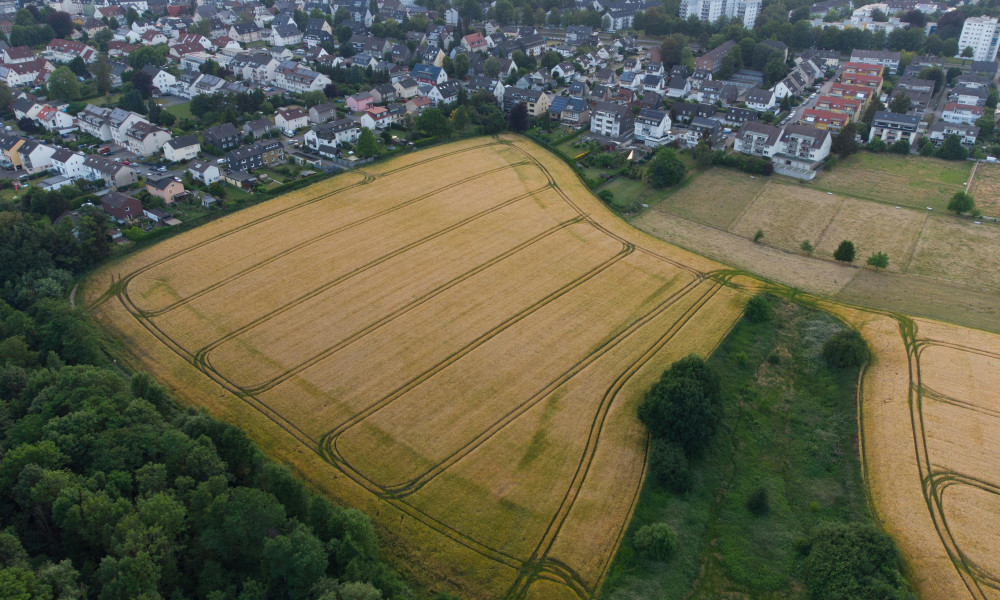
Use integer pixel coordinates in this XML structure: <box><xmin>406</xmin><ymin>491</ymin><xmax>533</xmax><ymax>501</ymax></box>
<box><xmin>800</xmin><ymin>240</ymin><xmax>813</xmax><ymax>253</ymax></box>
<box><xmin>802</xmin><ymin>522</ymin><xmax>913</xmax><ymax>600</ymax></box>
<box><xmin>633</xmin><ymin>522</ymin><xmax>678</xmax><ymax>560</ymax></box>
<box><xmin>746</xmin><ymin>487</ymin><xmax>770</xmax><ymax>516</ymax></box>
<box><xmin>822</xmin><ymin>329</ymin><xmax>868</xmax><ymax>368</ymax></box>
<box><xmin>753</xmin><ymin>228</ymin><xmax>764</xmax><ymax>243</ymax></box>
<box><xmin>597</xmin><ymin>189</ymin><xmax>614</xmax><ymax>203</ymax></box>
<box><xmin>744</xmin><ymin>294</ymin><xmax>772</xmax><ymax>323</ymax></box>
<box><xmin>649</xmin><ymin>439</ymin><xmax>691</xmax><ymax>493</ymax></box>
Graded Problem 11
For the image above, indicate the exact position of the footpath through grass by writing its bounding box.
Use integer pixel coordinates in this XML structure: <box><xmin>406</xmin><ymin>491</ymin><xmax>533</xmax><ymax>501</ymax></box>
<box><xmin>602</xmin><ymin>298</ymin><xmax>871</xmax><ymax>599</ymax></box>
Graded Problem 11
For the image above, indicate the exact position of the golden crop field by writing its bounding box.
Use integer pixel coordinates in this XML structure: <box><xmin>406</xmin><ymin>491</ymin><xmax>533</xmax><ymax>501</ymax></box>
<box><xmin>84</xmin><ymin>137</ymin><xmax>1000</xmax><ymax>600</ymax></box>
<box><xmin>84</xmin><ymin>136</ymin><xmax>746</xmax><ymax>600</ymax></box>
<box><xmin>967</xmin><ymin>162</ymin><xmax>1000</xmax><ymax>217</ymax></box>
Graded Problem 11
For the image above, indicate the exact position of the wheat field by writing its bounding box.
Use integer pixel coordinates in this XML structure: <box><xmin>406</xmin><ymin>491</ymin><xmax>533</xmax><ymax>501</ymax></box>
<box><xmin>84</xmin><ymin>137</ymin><xmax>1000</xmax><ymax>600</ymax></box>
<box><xmin>84</xmin><ymin>136</ymin><xmax>745</xmax><ymax>599</ymax></box>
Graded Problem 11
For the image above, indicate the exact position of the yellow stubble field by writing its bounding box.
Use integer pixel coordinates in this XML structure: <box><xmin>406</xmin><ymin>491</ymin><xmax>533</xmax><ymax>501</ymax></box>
<box><xmin>84</xmin><ymin>136</ymin><xmax>745</xmax><ymax>599</ymax></box>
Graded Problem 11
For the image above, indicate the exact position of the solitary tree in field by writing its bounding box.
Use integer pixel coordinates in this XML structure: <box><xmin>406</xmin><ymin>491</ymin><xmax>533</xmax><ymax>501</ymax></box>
<box><xmin>866</xmin><ymin>251</ymin><xmax>889</xmax><ymax>270</ymax></box>
<box><xmin>834</xmin><ymin>240</ymin><xmax>856</xmax><ymax>263</ymax></box>
<box><xmin>948</xmin><ymin>191</ymin><xmax>975</xmax><ymax>215</ymax></box>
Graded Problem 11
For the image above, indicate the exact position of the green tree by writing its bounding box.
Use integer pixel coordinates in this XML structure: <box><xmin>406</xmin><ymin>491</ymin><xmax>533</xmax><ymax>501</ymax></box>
<box><xmin>507</xmin><ymin>101</ymin><xmax>528</xmax><ymax>132</ymax></box>
<box><xmin>833</xmin><ymin>240</ymin><xmax>855</xmax><ymax>263</ymax></box>
<box><xmin>637</xmin><ymin>355</ymin><xmax>721</xmax><ymax>456</ymax></box>
<box><xmin>46</xmin><ymin>67</ymin><xmax>79</xmax><ymax>101</ymax></box>
<box><xmin>67</xmin><ymin>55</ymin><xmax>88</xmax><ymax>77</ymax></box>
<box><xmin>947</xmin><ymin>191</ymin><xmax>975</xmax><ymax>215</ymax></box>
<box><xmin>802</xmin><ymin>522</ymin><xmax>910</xmax><ymax>600</ymax></box>
<box><xmin>484</xmin><ymin>56</ymin><xmax>501</xmax><ymax>79</ymax></box>
<box><xmin>887</xmin><ymin>93</ymin><xmax>911</xmax><ymax>113</ymax></box>
<box><xmin>692</xmin><ymin>140</ymin><xmax>713</xmax><ymax>167</ymax></box>
<box><xmin>46</xmin><ymin>11</ymin><xmax>73</xmax><ymax>38</ymax></box>
<box><xmin>866</xmin><ymin>251</ymin><xmax>889</xmax><ymax>270</ymax></box>
<box><xmin>355</xmin><ymin>127</ymin><xmax>379</xmax><ymax>158</ymax></box>
<box><xmin>199</xmin><ymin>59</ymin><xmax>221</xmax><ymax>76</ymax></box>
<box><xmin>962</xmin><ymin>45</ymin><xmax>974</xmax><ymax>57</ymax></box>
<box><xmin>117</xmin><ymin>89</ymin><xmax>146</xmax><ymax>114</ymax></box>
<box><xmin>453</xmin><ymin>53</ymin><xmax>470</xmax><ymax>79</ymax></box>
<box><xmin>935</xmin><ymin>134</ymin><xmax>968</xmax><ymax>160</ymax></box>
<box><xmin>888</xmin><ymin>139</ymin><xmax>911</xmax><ymax>154</ymax></box>
<box><xmin>744</xmin><ymin>294</ymin><xmax>772</xmax><ymax>323</ymax></box>
<box><xmin>645</xmin><ymin>148</ymin><xmax>686</xmax><ymax>188</ymax></box>
<box><xmin>91</xmin><ymin>54</ymin><xmax>112</xmax><ymax>95</ymax></box>
<box><xmin>648</xmin><ymin>439</ymin><xmax>690</xmax><ymax>493</ymax></box>
<box><xmin>830</xmin><ymin>122</ymin><xmax>859</xmax><ymax>157</ymax></box>
<box><xmin>415</xmin><ymin>107</ymin><xmax>450</xmax><ymax>137</ymax></box>
<box><xmin>822</xmin><ymin>330</ymin><xmax>869</xmax><ymax>368</ymax></box>
<box><xmin>262</xmin><ymin>524</ymin><xmax>327</xmax><ymax>599</ymax></box>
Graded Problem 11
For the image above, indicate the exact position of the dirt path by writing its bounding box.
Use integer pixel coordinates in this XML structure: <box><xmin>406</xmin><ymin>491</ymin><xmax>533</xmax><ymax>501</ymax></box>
<box><xmin>69</xmin><ymin>283</ymin><xmax>78</xmax><ymax>309</ymax></box>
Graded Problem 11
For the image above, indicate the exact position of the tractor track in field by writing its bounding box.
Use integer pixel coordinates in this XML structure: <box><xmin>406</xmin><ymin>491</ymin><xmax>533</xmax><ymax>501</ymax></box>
<box><xmin>141</xmin><ymin>161</ymin><xmax>533</xmax><ymax>318</ymax></box>
<box><xmin>192</xmin><ymin>183</ymin><xmax>549</xmax><ymax>373</ymax></box>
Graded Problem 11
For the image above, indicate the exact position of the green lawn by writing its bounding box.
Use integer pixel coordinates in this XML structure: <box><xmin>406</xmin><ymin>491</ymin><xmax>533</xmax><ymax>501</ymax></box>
<box><xmin>808</xmin><ymin>152</ymin><xmax>972</xmax><ymax>212</ymax></box>
<box><xmin>601</xmin><ymin>298</ymin><xmax>872</xmax><ymax>599</ymax></box>
<box><xmin>165</xmin><ymin>101</ymin><xmax>194</xmax><ymax>121</ymax></box>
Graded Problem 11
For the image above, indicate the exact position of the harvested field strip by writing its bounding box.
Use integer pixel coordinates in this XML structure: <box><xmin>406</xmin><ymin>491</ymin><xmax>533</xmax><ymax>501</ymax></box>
<box><xmin>730</xmin><ymin>182</ymin><xmax>841</xmax><ymax>251</ymax></box>
<box><xmin>173</xmin><ymin>177</ymin><xmax>549</xmax><ymax>359</ymax></box>
<box><xmin>908</xmin><ymin>217</ymin><xmax>1000</xmax><ymax>291</ymax></box>
<box><xmin>922</xmin><ymin>400</ymin><xmax>1000</xmax><ymax>490</ymax></box>
<box><xmin>918</xmin><ymin>344</ymin><xmax>1000</xmax><ymax>411</ymax></box>
<box><xmin>133</xmin><ymin>160</ymin><xmax>535</xmax><ymax>314</ymax></box>
<box><xmin>965</xmin><ymin>163</ymin><xmax>1000</xmax><ymax>217</ymax></box>
<box><xmin>656</xmin><ymin>168</ymin><xmax>764</xmax><ymax>231</ymax></box>
<box><xmin>337</xmin><ymin>257</ymin><xmax>697</xmax><ymax>488</ymax></box>
<box><xmin>938</xmin><ymin>480</ymin><xmax>1000</xmax><ymax>587</ymax></box>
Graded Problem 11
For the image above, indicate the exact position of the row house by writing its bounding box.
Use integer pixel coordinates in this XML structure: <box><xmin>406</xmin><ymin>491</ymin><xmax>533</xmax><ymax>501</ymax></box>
<box><xmin>46</xmin><ymin>39</ymin><xmax>97</xmax><ymax>63</ymax></box>
<box><xmin>76</xmin><ymin>105</ymin><xmax>147</xmax><ymax>144</ymax></box>
<box><xmin>896</xmin><ymin>76</ymin><xmax>935</xmax><ymax>95</ymax></box>
<box><xmin>815</xmin><ymin>95</ymin><xmax>863</xmax><ymax>121</ymax></box>
<box><xmin>799</xmin><ymin>108</ymin><xmax>848</xmax><ymax>132</ymax></box>
<box><xmin>0</xmin><ymin>59</ymin><xmax>53</xmax><ymax>87</ymax></box>
<box><xmin>842</xmin><ymin>61</ymin><xmax>883</xmax><ymax>77</ymax></box>
<box><xmin>941</xmin><ymin>103</ymin><xmax>984</xmax><ymax>125</ymax></box>
<box><xmin>83</xmin><ymin>155</ymin><xmax>138</xmax><ymax>188</ymax></box>
<box><xmin>304</xmin><ymin>118</ymin><xmax>361</xmax><ymax>155</ymax></box>
<box><xmin>734</xmin><ymin>121</ymin><xmax>781</xmax><ymax>158</ymax></box>
<box><xmin>849</xmin><ymin>49</ymin><xmax>901</xmax><ymax>75</ymax></box>
<box><xmin>927</xmin><ymin>122</ymin><xmax>979</xmax><ymax>148</ymax></box>
<box><xmin>828</xmin><ymin>83</ymin><xmax>874</xmax><ymax>109</ymax></box>
<box><xmin>695</xmin><ymin>40</ymin><xmax>736</xmax><ymax>73</ymax></box>
<box><xmin>949</xmin><ymin>86</ymin><xmax>989</xmax><ymax>107</ymax></box>
<box><xmin>2</xmin><ymin>46</ymin><xmax>34</xmax><ymax>64</ymax></box>
<box><xmin>840</xmin><ymin>72</ymin><xmax>883</xmax><ymax>96</ymax></box>
<box><xmin>634</xmin><ymin>108</ymin><xmax>671</xmax><ymax>147</ymax></box>
<box><xmin>868</xmin><ymin>111</ymin><xmax>920</xmax><ymax>145</ymax></box>
<box><xmin>590</xmin><ymin>101</ymin><xmax>634</xmax><ymax>138</ymax></box>
<box><xmin>274</xmin><ymin>66</ymin><xmax>331</xmax><ymax>93</ymax></box>
<box><xmin>890</xmin><ymin>88</ymin><xmax>932</xmax><ymax>115</ymax></box>
<box><xmin>172</xmin><ymin>33</ymin><xmax>213</xmax><ymax>51</ymax></box>
<box><xmin>225</xmin><ymin>140</ymin><xmax>284</xmax><ymax>171</ymax></box>
<box><xmin>346</xmin><ymin>92</ymin><xmax>374</xmax><ymax>112</ymax></box>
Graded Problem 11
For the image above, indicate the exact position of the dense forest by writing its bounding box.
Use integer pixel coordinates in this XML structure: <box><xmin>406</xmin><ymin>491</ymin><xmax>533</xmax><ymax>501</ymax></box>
<box><xmin>0</xmin><ymin>207</ymin><xmax>415</xmax><ymax>599</ymax></box>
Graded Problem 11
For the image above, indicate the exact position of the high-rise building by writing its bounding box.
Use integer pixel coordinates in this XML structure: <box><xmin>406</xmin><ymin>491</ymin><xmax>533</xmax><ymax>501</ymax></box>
<box><xmin>957</xmin><ymin>16</ymin><xmax>1000</xmax><ymax>62</ymax></box>
<box><xmin>679</xmin><ymin>0</ymin><xmax>762</xmax><ymax>29</ymax></box>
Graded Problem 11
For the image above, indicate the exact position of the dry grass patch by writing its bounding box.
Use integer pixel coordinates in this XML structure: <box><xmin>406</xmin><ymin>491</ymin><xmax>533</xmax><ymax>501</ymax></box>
<box><xmin>656</xmin><ymin>169</ymin><xmax>764</xmax><ymax>230</ymax></box>
<box><xmin>967</xmin><ymin>163</ymin><xmax>1000</xmax><ymax>218</ymax></box>
<box><xmin>812</xmin><ymin>153</ymin><xmax>972</xmax><ymax>211</ymax></box>
<box><xmin>730</xmin><ymin>182</ymin><xmax>841</xmax><ymax>251</ymax></box>
<box><xmin>907</xmin><ymin>218</ymin><xmax>1000</xmax><ymax>290</ymax></box>
<box><xmin>814</xmin><ymin>199</ymin><xmax>926</xmax><ymax>272</ymax></box>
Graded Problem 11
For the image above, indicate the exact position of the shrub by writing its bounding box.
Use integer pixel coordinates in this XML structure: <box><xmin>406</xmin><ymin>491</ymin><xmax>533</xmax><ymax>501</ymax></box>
<box><xmin>822</xmin><ymin>329</ymin><xmax>869</xmax><ymax>368</ymax></box>
<box><xmin>746</xmin><ymin>487</ymin><xmax>770</xmax><ymax>516</ymax></box>
<box><xmin>633</xmin><ymin>522</ymin><xmax>678</xmax><ymax>560</ymax></box>
<box><xmin>744</xmin><ymin>294</ymin><xmax>772</xmax><ymax>323</ymax></box>
<box><xmin>802</xmin><ymin>522</ymin><xmax>913</xmax><ymax>600</ymax></box>
<box><xmin>597</xmin><ymin>189</ymin><xmax>614</xmax><ymax>203</ymax></box>
<box><xmin>649</xmin><ymin>439</ymin><xmax>691</xmax><ymax>493</ymax></box>
<box><xmin>753</xmin><ymin>229</ymin><xmax>764</xmax><ymax>243</ymax></box>
<box><xmin>800</xmin><ymin>240</ymin><xmax>813</xmax><ymax>253</ymax></box>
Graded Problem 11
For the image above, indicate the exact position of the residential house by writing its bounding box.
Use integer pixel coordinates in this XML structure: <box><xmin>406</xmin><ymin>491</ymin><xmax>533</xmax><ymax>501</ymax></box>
<box><xmin>305</xmin><ymin>118</ymin><xmax>360</xmax><ymax>155</ymax></box>
<box><xmin>46</xmin><ymin>39</ymin><xmax>97</xmax><ymax>63</ymax></box>
<box><xmin>941</xmin><ymin>103</ymin><xmax>984</xmax><ymax>125</ymax></box>
<box><xmin>369</xmin><ymin>84</ymin><xmax>396</xmax><ymax>104</ymax></box>
<box><xmin>551</xmin><ymin>62</ymin><xmax>575</xmax><ymax>80</ymax></box>
<box><xmin>799</xmin><ymin>108</ymin><xmax>848</xmax><ymax>132</ymax></box>
<box><xmin>16</xmin><ymin>140</ymin><xmax>55</xmax><ymax>174</ymax></box>
<box><xmin>125</xmin><ymin>122</ymin><xmax>172</xmax><ymax>157</ymax></box>
<box><xmin>225</xmin><ymin>140</ymin><xmax>284</xmax><ymax>171</ymax></box>
<box><xmin>34</xmin><ymin>104</ymin><xmax>76</xmax><ymax>132</ymax></box>
<box><xmin>100</xmin><ymin>191</ymin><xmax>142</xmax><ymax>223</ymax></box>
<box><xmin>849</xmin><ymin>49</ymin><xmax>901</xmax><ymax>74</ymax></box>
<box><xmin>734</xmin><ymin>121</ymin><xmax>780</xmax><ymax>157</ymax></box>
<box><xmin>590</xmin><ymin>101</ymin><xmax>634</xmax><ymax>138</ymax></box>
<box><xmin>927</xmin><ymin>122</ymin><xmax>979</xmax><ymax>147</ymax></box>
<box><xmin>275</xmin><ymin>106</ymin><xmax>309</xmax><ymax>131</ymax></box>
<box><xmin>634</xmin><ymin>108</ymin><xmax>672</xmax><ymax>146</ymax></box>
<box><xmin>346</xmin><ymin>92</ymin><xmax>375</xmax><ymax>112</ymax></box>
<box><xmin>203</xmin><ymin>123</ymin><xmax>241</xmax><ymax>150</ymax></box>
<box><xmin>2</xmin><ymin>45</ymin><xmax>34</xmax><ymax>64</ymax></box>
<box><xmin>843</xmin><ymin>61</ymin><xmax>883</xmax><ymax>77</ymax></box>
<box><xmin>828</xmin><ymin>83</ymin><xmax>874</xmax><ymax>109</ymax></box>
<box><xmin>665</xmin><ymin>76</ymin><xmax>690</xmax><ymax>98</ymax></box>
<box><xmin>461</xmin><ymin>32</ymin><xmax>488</xmax><ymax>53</ymax></box>
<box><xmin>146</xmin><ymin>176</ymin><xmax>185</xmax><ymax>203</ymax></box>
<box><xmin>140</xmin><ymin>30</ymin><xmax>168</xmax><ymax>45</ymax></box>
<box><xmin>274</xmin><ymin>65</ymin><xmax>330</xmax><ymax>93</ymax></box>
<box><xmin>695</xmin><ymin>40</ymin><xmax>736</xmax><ymax>73</ymax></box>
<box><xmin>50</xmin><ymin>147</ymin><xmax>88</xmax><ymax>179</ymax></box>
<box><xmin>700</xmin><ymin>80</ymin><xmax>738</xmax><ymax>105</ymax></box>
<box><xmin>163</xmin><ymin>134</ymin><xmax>201</xmax><ymax>162</ymax></box>
<box><xmin>772</xmin><ymin>124</ymin><xmax>831</xmax><ymax>179</ymax></box>
<box><xmin>815</xmin><ymin>95</ymin><xmax>863</xmax><ymax>121</ymax></box>
<box><xmin>243</xmin><ymin>118</ymin><xmax>275</xmax><ymax>139</ymax></box>
<box><xmin>229</xmin><ymin>22</ymin><xmax>263</xmax><ymax>44</ymax></box>
<box><xmin>187</xmin><ymin>159</ymin><xmax>221</xmax><ymax>184</ymax></box>
<box><xmin>868</xmin><ymin>110</ymin><xmax>920</xmax><ymax>145</ymax></box>
<box><xmin>428</xmin><ymin>80</ymin><xmax>462</xmax><ymax>105</ymax></box>
<box><xmin>393</xmin><ymin>77</ymin><xmax>421</xmax><ymax>99</ymax></box>
<box><xmin>949</xmin><ymin>86</ymin><xmax>989</xmax><ymax>106</ymax></box>
<box><xmin>840</xmin><ymin>72</ymin><xmax>883</xmax><ymax>95</ymax></box>
<box><xmin>725</xmin><ymin>106</ymin><xmax>758</xmax><ymax>126</ymax></box>
<box><xmin>689</xmin><ymin>116</ymin><xmax>724</xmax><ymax>147</ymax></box>
<box><xmin>271</xmin><ymin>23</ymin><xmax>303</xmax><ymax>46</ymax></box>
<box><xmin>745</xmin><ymin>88</ymin><xmax>776</xmax><ymax>112</ymax></box>
<box><xmin>502</xmin><ymin>87</ymin><xmax>550</xmax><ymax>116</ymax></box>
<box><xmin>309</xmin><ymin>103</ymin><xmax>338</xmax><ymax>124</ymax></box>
